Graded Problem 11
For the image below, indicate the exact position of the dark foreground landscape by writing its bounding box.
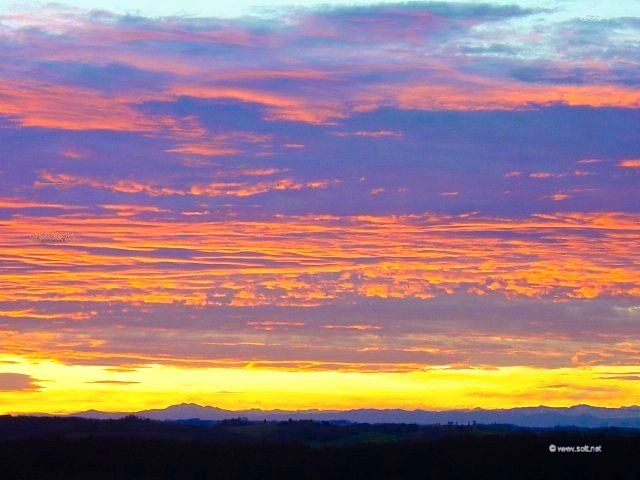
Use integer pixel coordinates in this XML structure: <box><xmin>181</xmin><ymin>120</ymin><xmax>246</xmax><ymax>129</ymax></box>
<box><xmin>0</xmin><ymin>416</ymin><xmax>638</xmax><ymax>479</ymax></box>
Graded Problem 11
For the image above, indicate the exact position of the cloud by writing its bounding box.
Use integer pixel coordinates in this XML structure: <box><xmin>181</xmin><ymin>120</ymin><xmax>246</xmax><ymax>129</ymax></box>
<box><xmin>577</xmin><ymin>159</ymin><xmax>603</xmax><ymax>164</ymax></box>
<box><xmin>361</xmin><ymin>82</ymin><xmax>640</xmax><ymax>112</ymax></box>
<box><xmin>0</xmin><ymin>2</ymin><xmax>639</xmax><ymax>139</ymax></box>
<box><xmin>525</xmin><ymin>171</ymin><xmax>593</xmax><ymax>179</ymax></box>
<box><xmin>171</xmin><ymin>86</ymin><xmax>343</xmax><ymax>125</ymax></box>
<box><xmin>1</xmin><ymin>211</ymin><xmax>638</xmax><ymax>313</ymax></box>
<box><xmin>0</xmin><ymin>373</ymin><xmax>40</xmax><ymax>391</ymax></box>
<box><xmin>0</xmin><ymin>197</ymin><xmax>81</xmax><ymax>210</ymax></box>
<box><xmin>548</xmin><ymin>193</ymin><xmax>570</xmax><ymax>201</ymax></box>
<box><xmin>313</xmin><ymin>2</ymin><xmax>544</xmax><ymax>21</ymax></box>
<box><xmin>0</xmin><ymin>2</ymin><xmax>639</xmax><ymax>403</ymax></box>
<box><xmin>618</xmin><ymin>159</ymin><xmax>640</xmax><ymax>168</ymax></box>
<box><xmin>0</xmin><ymin>79</ymin><xmax>171</xmax><ymax>132</ymax></box>
<box><xmin>300</xmin><ymin>1</ymin><xmax>547</xmax><ymax>42</ymax></box>
<box><xmin>332</xmin><ymin>130</ymin><xmax>403</xmax><ymax>138</ymax></box>
<box><xmin>322</xmin><ymin>324</ymin><xmax>381</xmax><ymax>331</ymax></box>
<box><xmin>1</xmin><ymin>294</ymin><xmax>639</xmax><ymax>370</ymax></box>
<box><xmin>189</xmin><ymin>178</ymin><xmax>335</xmax><ymax>197</ymax></box>
<box><xmin>599</xmin><ymin>375</ymin><xmax>640</xmax><ymax>381</ymax></box>
<box><xmin>86</xmin><ymin>380</ymin><xmax>141</xmax><ymax>384</ymax></box>
<box><xmin>35</xmin><ymin>171</ymin><xmax>335</xmax><ymax>198</ymax></box>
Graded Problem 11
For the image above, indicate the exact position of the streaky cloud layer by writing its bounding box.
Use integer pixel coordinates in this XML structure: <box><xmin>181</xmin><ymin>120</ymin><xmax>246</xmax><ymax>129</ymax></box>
<box><xmin>0</xmin><ymin>0</ymin><xmax>638</xmax><ymax>413</ymax></box>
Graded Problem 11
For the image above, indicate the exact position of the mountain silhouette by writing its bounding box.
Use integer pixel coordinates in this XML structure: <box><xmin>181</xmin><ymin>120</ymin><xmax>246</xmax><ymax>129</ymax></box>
<box><xmin>65</xmin><ymin>403</ymin><xmax>640</xmax><ymax>428</ymax></box>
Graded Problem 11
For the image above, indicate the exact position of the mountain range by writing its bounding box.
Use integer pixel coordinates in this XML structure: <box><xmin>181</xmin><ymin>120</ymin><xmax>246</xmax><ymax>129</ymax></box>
<box><xmin>63</xmin><ymin>403</ymin><xmax>640</xmax><ymax>428</ymax></box>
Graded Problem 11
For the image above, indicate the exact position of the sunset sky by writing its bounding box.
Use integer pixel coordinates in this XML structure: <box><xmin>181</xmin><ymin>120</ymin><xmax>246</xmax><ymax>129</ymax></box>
<box><xmin>0</xmin><ymin>0</ymin><xmax>639</xmax><ymax>414</ymax></box>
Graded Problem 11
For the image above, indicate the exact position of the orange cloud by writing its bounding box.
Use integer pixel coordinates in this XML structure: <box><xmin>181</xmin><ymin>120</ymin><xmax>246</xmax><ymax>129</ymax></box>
<box><xmin>1</xmin><ymin>211</ymin><xmax>637</xmax><ymax>308</ymax></box>
<box><xmin>165</xmin><ymin>126</ymin><xmax>272</xmax><ymax>158</ymax></box>
<box><xmin>0</xmin><ymin>197</ymin><xmax>80</xmax><ymax>210</ymax></box>
<box><xmin>189</xmin><ymin>178</ymin><xmax>333</xmax><ymax>197</ymax></box>
<box><xmin>527</xmin><ymin>171</ymin><xmax>590</xmax><ymax>179</ymax></box>
<box><xmin>165</xmin><ymin>144</ymin><xmax>240</xmax><ymax>156</ymax></box>
<box><xmin>618</xmin><ymin>159</ymin><xmax>640</xmax><ymax>168</ymax></box>
<box><xmin>36</xmin><ymin>172</ymin><xmax>184</xmax><ymax>196</ymax></box>
<box><xmin>529</xmin><ymin>172</ymin><xmax>555</xmax><ymax>179</ymax></box>
<box><xmin>171</xmin><ymin>85</ymin><xmax>343</xmax><ymax>124</ymax></box>
<box><xmin>2</xmin><ymin>73</ymin><xmax>639</xmax><ymax>139</ymax></box>
<box><xmin>36</xmin><ymin>172</ymin><xmax>334</xmax><ymax>198</ymax></box>
<box><xmin>0</xmin><ymin>80</ymin><xmax>171</xmax><ymax>132</ymax></box>
<box><xmin>363</xmin><ymin>81</ymin><xmax>640</xmax><ymax>112</ymax></box>
<box><xmin>549</xmin><ymin>193</ymin><xmax>570</xmax><ymax>201</ymax></box>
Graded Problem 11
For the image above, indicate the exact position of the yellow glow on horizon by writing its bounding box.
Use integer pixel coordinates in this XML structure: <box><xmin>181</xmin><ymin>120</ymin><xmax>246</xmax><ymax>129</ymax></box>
<box><xmin>2</xmin><ymin>355</ymin><xmax>638</xmax><ymax>415</ymax></box>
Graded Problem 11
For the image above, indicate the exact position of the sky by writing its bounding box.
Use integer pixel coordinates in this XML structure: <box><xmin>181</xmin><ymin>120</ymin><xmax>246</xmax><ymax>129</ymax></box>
<box><xmin>0</xmin><ymin>0</ymin><xmax>639</xmax><ymax>414</ymax></box>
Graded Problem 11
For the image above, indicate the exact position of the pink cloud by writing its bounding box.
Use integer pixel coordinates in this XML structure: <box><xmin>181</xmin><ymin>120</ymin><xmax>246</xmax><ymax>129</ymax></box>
<box><xmin>618</xmin><ymin>159</ymin><xmax>640</xmax><ymax>168</ymax></box>
<box><xmin>0</xmin><ymin>373</ymin><xmax>40</xmax><ymax>391</ymax></box>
